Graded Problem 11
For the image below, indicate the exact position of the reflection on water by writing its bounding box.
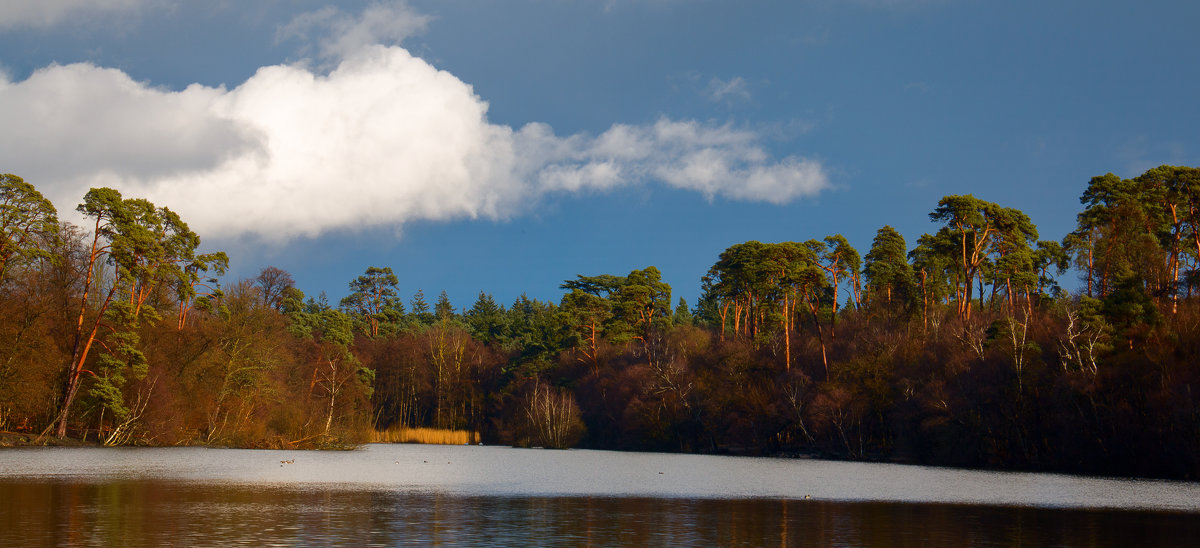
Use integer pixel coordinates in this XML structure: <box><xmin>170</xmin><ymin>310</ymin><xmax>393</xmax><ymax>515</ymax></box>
<box><xmin>3</xmin><ymin>444</ymin><xmax>1200</xmax><ymax>546</ymax></box>
<box><xmin>4</xmin><ymin>480</ymin><xmax>1200</xmax><ymax>547</ymax></box>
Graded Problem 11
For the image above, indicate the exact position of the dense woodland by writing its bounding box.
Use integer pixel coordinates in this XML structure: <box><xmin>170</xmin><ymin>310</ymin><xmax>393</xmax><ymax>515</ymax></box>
<box><xmin>2</xmin><ymin>166</ymin><xmax>1200</xmax><ymax>479</ymax></box>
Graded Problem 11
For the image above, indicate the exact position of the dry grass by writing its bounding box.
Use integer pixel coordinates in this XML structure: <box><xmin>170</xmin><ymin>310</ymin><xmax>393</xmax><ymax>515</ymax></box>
<box><xmin>370</xmin><ymin>426</ymin><xmax>476</xmax><ymax>445</ymax></box>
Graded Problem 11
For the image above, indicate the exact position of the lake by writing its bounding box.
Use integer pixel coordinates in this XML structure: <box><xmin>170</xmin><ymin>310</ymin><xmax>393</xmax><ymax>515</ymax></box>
<box><xmin>2</xmin><ymin>444</ymin><xmax>1199</xmax><ymax>546</ymax></box>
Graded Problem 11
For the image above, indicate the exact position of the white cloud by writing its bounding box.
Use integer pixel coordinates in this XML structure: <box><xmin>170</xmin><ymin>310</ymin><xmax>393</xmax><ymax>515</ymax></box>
<box><xmin>277</xmin><ymin>1</ymin><xmax>431</xmax><ymax>61</ymax></box>
<box><xmin>0</xmin><ymin>63</ymin><xmax>257</xmax><ymax>187</ymax></box>
<box><xmin>706</xmin><ymin>76</ymin><xmax>751</xmax><ymax>103</ymax></box>
<box><xmin>0</xmin><ymin>0</ymin><xmax>166</xmax><ymax>29</ymax></box>
<box><xmin>527</xmin><ymin>119</ymin><xmax>827</xmax><ymax>204</ymax></box>
<box><xmin>0</xmin><ymin>8</ymin><xmax>828</xmax><ymax>242</ymax></box>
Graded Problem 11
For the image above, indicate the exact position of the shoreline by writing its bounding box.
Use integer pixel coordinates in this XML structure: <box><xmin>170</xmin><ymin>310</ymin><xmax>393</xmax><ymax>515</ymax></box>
<box><xmin>5</xmin><ymin>432</ymin><xmax>1197</xmax><ymax>484</ymax></box>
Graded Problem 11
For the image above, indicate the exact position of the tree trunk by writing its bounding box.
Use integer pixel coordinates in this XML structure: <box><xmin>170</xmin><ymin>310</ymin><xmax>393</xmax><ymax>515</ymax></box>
<box><xmin>54</xmin><ymin>275</ymin><xmax>118</xmax><ymax>438</ymax></box>
<box><xmin>782</xmin><ymin>293</ymin><xmax>791</xmax><ymax>371</ymax></box>
<box><xmin>805</xmin><ymin>295</ymin><xmax>829</xmax><ymax>379</ymax></box>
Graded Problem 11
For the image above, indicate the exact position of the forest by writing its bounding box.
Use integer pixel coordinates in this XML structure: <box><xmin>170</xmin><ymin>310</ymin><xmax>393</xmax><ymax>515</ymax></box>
<box><xmin>2</xmin><ymin>166</ymin><xmax>1199</xmax><ymax>480</ymax></box>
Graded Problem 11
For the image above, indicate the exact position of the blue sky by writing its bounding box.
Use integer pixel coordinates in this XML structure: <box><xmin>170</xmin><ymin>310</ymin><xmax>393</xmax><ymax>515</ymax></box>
<box><xmin>2</xmin><ymin>0</ymin><xmax>1198</xmax><ymax>310</ymax></box>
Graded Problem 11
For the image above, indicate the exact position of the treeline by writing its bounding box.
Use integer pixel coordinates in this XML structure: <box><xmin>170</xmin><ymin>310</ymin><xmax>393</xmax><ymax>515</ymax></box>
<box><xmin>2</xmin><ymin>167</ymin><xmax>1200</xmax><ymax>479</ymax></box>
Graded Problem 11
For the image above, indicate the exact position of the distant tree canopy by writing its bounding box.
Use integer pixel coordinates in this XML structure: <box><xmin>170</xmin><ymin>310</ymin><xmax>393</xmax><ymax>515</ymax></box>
<box><xmin>2</xmin><ymin>166</ymin><xmax>1199</xmax><ymax>479</ymax></box>
<box><xmin>1069</xmin><ymin>166</ymin><xmax>1200</xmax><ymax>310</ymax></box>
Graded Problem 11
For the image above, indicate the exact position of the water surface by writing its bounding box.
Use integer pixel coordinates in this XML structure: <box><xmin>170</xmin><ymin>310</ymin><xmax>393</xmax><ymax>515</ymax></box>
<box><xmin>2</xmin><ymin>444</ymin><xmax>1198</xmax><ymax>546</ymax></box>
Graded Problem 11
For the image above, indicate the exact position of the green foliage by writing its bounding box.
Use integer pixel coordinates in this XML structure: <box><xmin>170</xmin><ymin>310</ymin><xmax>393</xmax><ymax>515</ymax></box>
<box><xmin>284</xmin><ymin>291</ymin><xmax>359</xmax><ymax>346</ymax></box>
<box><xmin>86</xmin><ymin>301</ymin><xmax>150</xmax><ymax>430</ymax></box>
<box><xmin>864</xmin><ymin>225</ymin><xmax>914</xmax><ymax>310</ymax></box>
<box><xmin>612</xmin><ymin>266</ymin><xmax>673</xmax><ymax>341</ymax></box>
<box><xmin>560</xmin><ymin>267</ymin><xmax>672</xmax><ymax>345</ymax></box>
<box><xmin>0</xmin><ymin>173</ymin><xmax>59</xmax><ymax>286</ymax></box>
<box><xmin>1102</xmin><ymin>275</ymin><xmax>1161</xmax><ymax>334</ymax></box>
<box><xmin>1032</xmin><ymin>240</ymin><xmax>1069</xmax><ymax>297</ymax></box>
<box><xmin>1068</xmin><ymin>166</ymin><xmax>1200</xmax><ymax>303</ymax></box>
<box><xmin>53</xmin><ymin>186</ymin><xmax>222</xmax><ymax>440</ymax></box>
<box><xmin>702</xmin><ymin>240</ymin><xmax>829</xmax><ymax>338</ymax></box>
<box><xmin>559</xmin><ymin>289</ymin><xmax>612</xmax><ymax>340</ymax></box>
<box><xmin>909</xmin><ymin>231</ymin><xmax>953</xmax><ymax>305</ymax></box>
<box><xmin>506</xmin><ymin>294</ymin><xmax>567</xmax><ymax>374</ymax></box>
<box><xmin>561</xmin><ymin>274</ymin><xmax>625</xmax><ymax>297</ymax></box>
<box><xmin>281</xmin><ymin>287</ymin><xmax>314</xmax><ymax>339</ymax></box>
<box><xmin>318</xmin><ymin>309</ymin><xmax>355</xmax><ymax>348</ymax></box>
<box><xmin>464</xmin><ymin>292</ymin><xmax>508</xmax><ymax>344</ymax></box>
<box><xmin>409</xmin><ymin>289</ymin><xmax>435</xmax><ymax>327</ymax></box>
<box><xmin>357</xmin><ymin>366</ymin><xmax>376</xmax><ymax>400</ymax></box>
<box><xmin>435</xmin><ymin>290</ymin><xmax>456</xmax><ymax>321</ymax></box>
<box><xmin>814</xmin><ymin>234</ymin><xmax>862</xmax><ymax>304</ymax></box>
<box><xmin>7</xmin><ymin>169</ymin><xmax>1200</xmax><ymax>478</ymax></box>
<box><xmin>672</xmin><ymin>297</ymin><xmax>695</xmax><ymax>327</ymax></box>
<box><xmin>926</xmin><ymin>194</ymin><xmax>1039</xmax><ymax>317</ymax></box>
<box><xmin>339</xmin><ymin>266</ymin><xmax>405</xmax><ymax>337</ymax></box>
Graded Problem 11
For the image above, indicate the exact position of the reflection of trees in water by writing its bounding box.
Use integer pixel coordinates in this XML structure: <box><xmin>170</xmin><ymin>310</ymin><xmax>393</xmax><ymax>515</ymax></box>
<box><xmin>3</xmin><ymin>480</ymin><xmax>1198</xmax><ymax>547</ymax></box>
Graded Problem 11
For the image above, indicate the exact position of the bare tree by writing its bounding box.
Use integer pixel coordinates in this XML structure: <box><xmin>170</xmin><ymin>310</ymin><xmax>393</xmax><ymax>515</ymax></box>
<box><xmin>524</xmin><ymin>378</ymin><xmax>584</xmax><ymax>449</ymax></box>
<box><xmin>256</xmin><ymin>266</ymin><xmax>295</xmax><ymax>310</ymax></box>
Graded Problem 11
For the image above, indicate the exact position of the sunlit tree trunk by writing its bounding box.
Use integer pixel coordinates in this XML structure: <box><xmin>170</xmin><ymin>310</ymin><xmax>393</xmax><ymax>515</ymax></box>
<box><xmin>804</xmin><ymin>291</ymin><xmax>829</xmax><ymax>378</ymax></box>
<box><xmin>52</xmin><ymin>216</ymin><xmax>115</xmax><ymax>439</ymax></box>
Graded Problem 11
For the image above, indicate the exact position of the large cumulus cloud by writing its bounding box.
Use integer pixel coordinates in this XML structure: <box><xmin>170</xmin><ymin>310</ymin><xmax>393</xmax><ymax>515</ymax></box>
<box><xmin>0</xmin><ymin>4</ymin><xmax>829</xmax><ymax>241</ymax></box>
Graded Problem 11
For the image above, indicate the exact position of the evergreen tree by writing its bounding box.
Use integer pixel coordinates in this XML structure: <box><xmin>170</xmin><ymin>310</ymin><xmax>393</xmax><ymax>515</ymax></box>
<box><xmin>863</xmin><ymin>225</ymin><xmax>913</xmax><ymax>311</ymax></box>
<box><xmin>465</xmin><ymin>292</ymin><xmax>507</xmax><ymax>344</ymax></box>
<box><xmin>672</xmin><ymin>297</ymin><xmax>695</xmax><ymax>327</ymax></box>
<box><xmin>410</xmin><ymin>289</ymin><xmax>435</xmax><ymax>327</ymax></box>
<box><xmin>0</xmin><ymin>173</ymin><xmax>59</xmax><ymax>287</ymax></box>
<box><xmin>435</xmin><ymin>290</ymin><xmax>456</xmax><ymax>321</ymax></box>
<box><xmin>340</xmin><ymin>267</ymin><xmax>404</xmax><ymax>337</ymax></box>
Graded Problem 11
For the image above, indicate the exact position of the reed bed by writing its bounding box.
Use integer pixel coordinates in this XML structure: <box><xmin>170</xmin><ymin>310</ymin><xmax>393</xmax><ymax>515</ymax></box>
<box><xmin>370</xmin><ymin>426</ymin><xmax>476</xmax><ymax>445</ymax></box>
